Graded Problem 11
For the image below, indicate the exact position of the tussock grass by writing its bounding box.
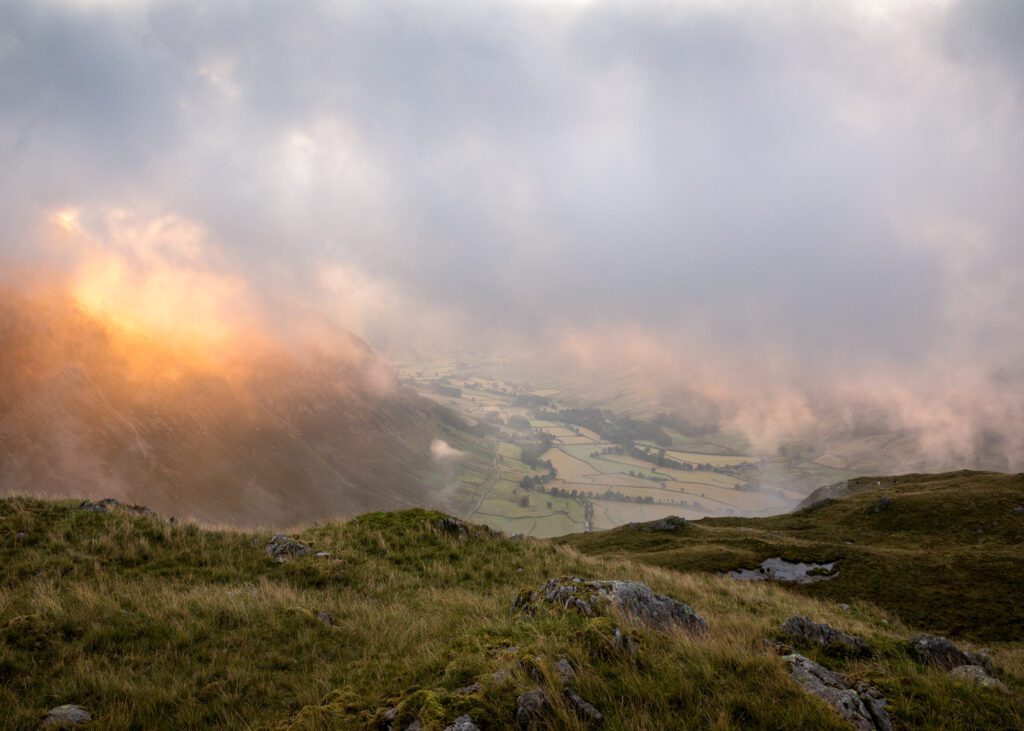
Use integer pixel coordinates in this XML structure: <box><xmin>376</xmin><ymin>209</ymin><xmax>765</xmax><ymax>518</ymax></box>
<box><xmin>0</xmin><ymin>494</ymin><xmax>1021</xmax><ymax>729</ymax></box>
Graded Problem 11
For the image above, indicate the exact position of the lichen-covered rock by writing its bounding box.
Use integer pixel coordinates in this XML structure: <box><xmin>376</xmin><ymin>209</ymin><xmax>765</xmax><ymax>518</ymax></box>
<box><xmin>949</xmin><ymin>665</ymin><xmax>1006</xmax><ymax>691</ymax></box>
<box><xmin>908</xmin><ymin>634</ymin><xmax>991</xmax><ymax>672</ymax></box>
<box><xmin>783</xmin><ymin>654</ymin><xmax>892</xmax><ymax>731</ymax></box>
<box><xmin>265</xmin><ymin>534</ymin><xmax>313</xmax><ymax>562</ymax></box>
<box><xmin>443</xmin><ymin>715</ymin><xmax>479</xmax><ymax>731</ymax></box>
<box><xmin>515</xmin><ymin>689</ymin><xmax>548</xmax><ymax>729</ymax></box>
<box><xmin>781</xmin><ymin>616</ymin><xmax>870</xmax><ymax>656</ymax></box>
<box><xmin>513</xmin><ymin>577</ymin><xmax>707</xmax><ymax>635</ymax></box>
<box><xmin>43</xmin><ymin>704</ymin><xmax>91</xmax><ymax>727</ymax></box>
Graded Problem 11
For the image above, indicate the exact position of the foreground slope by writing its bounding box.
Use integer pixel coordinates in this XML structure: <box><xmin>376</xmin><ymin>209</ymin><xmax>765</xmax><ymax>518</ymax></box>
<box><xmin>561</xmin><ymin>471</ymin><xmax>1024</xmax><ymax>641</ymax></box>
<box><xmin>0</xmin><ymin>290</ymin><xmax>483</xmax><ymax>526</ymax></box>
<box><xmin>1</xmin><ymin>496</ymin><xmax>1022</xmax><ymax>729</ymax></box>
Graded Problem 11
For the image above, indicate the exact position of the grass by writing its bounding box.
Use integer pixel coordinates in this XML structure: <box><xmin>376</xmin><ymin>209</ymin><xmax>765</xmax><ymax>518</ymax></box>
<box><xmin>562</xmin><ymin>471</ymin><xmax>1024</xmax><ymax>642</ymax></box>
<box><xmin>2</xmin><ymin>485</ymin><xmax>1022</xmax><ymax>729</ymax></box>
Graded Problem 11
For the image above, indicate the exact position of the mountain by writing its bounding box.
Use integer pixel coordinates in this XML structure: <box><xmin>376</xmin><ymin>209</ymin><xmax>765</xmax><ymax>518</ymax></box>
<box><xmin>1</xmin><ymin>478</ymin><xmax>1022</xmax><ymax>729</ymax></box>
<box><xmin>0</xmin><ymin>289</ymin><xmax>482</xmax><ymax>526</ymax></box>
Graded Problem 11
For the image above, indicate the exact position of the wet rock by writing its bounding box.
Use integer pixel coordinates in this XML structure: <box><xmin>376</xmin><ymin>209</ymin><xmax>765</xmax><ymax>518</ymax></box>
<box><xmin>783</xmin><ymin>654</ymin><xmax>891</xmax><ymax>731</ymax></box>
<box><xmin>515</xmin><ymin>689</ymin><xmax>548</xmax><ymax>729</ymax></box>
<box><xmin>949</xmin><ymin>665</ymin><xmax>1006</xmax><ymax>691</ymax></box>
<box><xmin>513</xmin><ymin>577</ymin><xmax>707</xmax><ymax>635</ymax></box>
<box><xmin>781</xmin><ymin>616</ymin><xmax>870</xmax><ymax>656</ymax></box>
<box><xmin>908</xmin><ymin>634</ymin><xmax>991</xmax><ymax>672</ymax></box>
<box><xmin>642</xmin><ymin>515</ymin><xmax>687</xmax><ymax>532</ymax></box>
<box><xmin>553</xmin><ymin>658</ymin><xmax>576</xmax><ymax>688</ymax></box>
<box><xmin>43</xmin><ymin>704</ymin><xmax>91</xmax><ymax>727</ymax></box>
<box><xmin>728</xmin><ymin>557</ymin><xmax>837</xmax><ymax>584</ymax></box>
<box><xmin>316</xmin><ymin>611</ymin><xmax>334</xmax><ymax>626</ymax></box>
<box><xmin>435</xmin><ymin>517</ymin><xmax>468</xmax><ymax>538</ymax></box>
<box><xmin>265</xmin><ymin>534</ymin><xmax>313</xmax><ymax>563</ymax></box>
<box><xmin>443</xmin><ymin>715</ymin><xmax>480</xmax><ymax>731</ymax></box>
<box><xmin>564</xmin><ymin>689</ymin><xmax>604</xmax><ymax>725</ymax></box>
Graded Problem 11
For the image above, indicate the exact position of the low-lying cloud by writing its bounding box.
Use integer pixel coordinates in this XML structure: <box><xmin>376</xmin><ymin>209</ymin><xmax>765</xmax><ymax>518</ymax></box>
<box><xmin>1</xmin><ymin>0</ymin><xmax>1022</xmax><ymax>470</ymax></box>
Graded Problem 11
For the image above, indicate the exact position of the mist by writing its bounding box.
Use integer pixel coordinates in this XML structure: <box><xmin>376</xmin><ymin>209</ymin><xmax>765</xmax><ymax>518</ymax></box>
<box><xmin>2</xmin><ymin>0</ymin><xmax>1022</xmax><ymax>470</ymax></box>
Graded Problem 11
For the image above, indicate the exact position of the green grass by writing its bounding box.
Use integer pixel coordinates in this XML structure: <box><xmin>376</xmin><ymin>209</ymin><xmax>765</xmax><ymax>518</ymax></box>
<box><xmin>1</xmin><ymin>486</ymin><xmax>1022</xmax><ymax>729</ymax></box>
<box><xmin>562</xmin><ymin>471</ymin><xmax>1024</xmax><ymax>642</ymax></box>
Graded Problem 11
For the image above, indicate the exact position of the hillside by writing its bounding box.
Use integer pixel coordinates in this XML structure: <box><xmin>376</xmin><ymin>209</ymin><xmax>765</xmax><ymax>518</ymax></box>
<box><xmin>561</xmin><ymin>471</ymin><xmax>1024</xmax><ymax>641</ymax></box>
<box><xmin>1</xmin><ymin>485</ymin><xmax>1022</xmax><ymax>729</ymax></box>
<box><xmin>0</xmin><ymin>290</ymin><xmax>486</xmax><ymax>526</ymax></box>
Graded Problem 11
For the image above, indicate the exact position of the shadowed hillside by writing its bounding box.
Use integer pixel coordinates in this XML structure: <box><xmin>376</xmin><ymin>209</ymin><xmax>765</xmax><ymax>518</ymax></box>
<box><xmin>0</xmin><ymin>290</ymin><xmax>484</xmax><ymax>526</ymax></box>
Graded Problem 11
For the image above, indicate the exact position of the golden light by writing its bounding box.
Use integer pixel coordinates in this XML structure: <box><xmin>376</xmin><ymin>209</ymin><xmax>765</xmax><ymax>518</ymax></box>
<box><xmin>54</xmin><ymin>209</ymin><xmax>80</xmax><ymax>233</ymax></box>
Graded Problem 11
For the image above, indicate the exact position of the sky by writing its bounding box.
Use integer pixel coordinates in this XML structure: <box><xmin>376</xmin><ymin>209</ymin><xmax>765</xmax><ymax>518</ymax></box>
<box><xmin>1</xmin><ymin>0</ymin><xmax>1022</xmax><ymax>467</ymax></box>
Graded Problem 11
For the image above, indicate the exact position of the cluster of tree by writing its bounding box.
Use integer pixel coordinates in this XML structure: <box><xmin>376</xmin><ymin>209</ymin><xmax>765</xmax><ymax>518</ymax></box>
<box><xmin>512</xmin><ymin>394</ymin><xmax>551</xmax><ymax>408</ymax></box>
<box><xmin>654</xmin><ymin>410</ymin><xmax>719</xmax><ymax>436</ymax></box>
<box><xmin>626</xmin><ymin>469</ymin><xmax>669</xmax><ymax>482</ymax></box>
<box><xmin>533</xmin><ymin>407</ymin><xmax>672</xmax><ymax>446</ymax></box>
<box><xmin>429</xmin><ymin>381</ymin><xmax>462</xmax><ymax>398</ymax></box>
<box><xmin>507</xmin><ymin>415</ymin><xmax>531</xmax><ymax>431</ymax></box>
<box><xmin>519</xmin><ymin>431</ymin><xmax>555</xmax><ymax>468</ymax></box>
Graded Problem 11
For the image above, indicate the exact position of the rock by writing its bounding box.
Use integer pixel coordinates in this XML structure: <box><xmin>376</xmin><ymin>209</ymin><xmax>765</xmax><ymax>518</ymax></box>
<box><xmin>873</xmin><ymin>496</ymin><xmax>894</xmax><ymax>512</ymax></box>
<box><xmin>443</xmin><ymin>715</ymin><xmax>479</xmax><ymax>731</ymax></box>
<box><xmin>783</xmin><ymin>654</ymin><xmax>891</xmax><ymax>731</ymax></box>
<box><xmin>781</xmin><ymin>616</ymin><xmax>870</xmax><ymax>656</ymax></box>
<box><xmin>265</xmin><ymin>534</ymin><xmax>313</xmax><ymax>563</ymax></box>
<box><xmin>78</xmin><ymin>498</ymin><xmax>152</xmax><ymax>515</ymax></box>
<box><xmin>43</xmin><ymin>704</ymin><xmax>91</xmax><ymax>727</ymax></box>
<box><xmin>564</xmin><ymin>689</ymin><xmax>604</xmax><ymax>725</ymax></box>
<box><xmin>435</xmin><ymin>517</ymin><xmax>468</xmax><ymax>538</ymax></box>
<box><xmin>489</xmin><ymin>668</ymin><xmax>513</xmax><ymax>686</ymax></box>
<box><xmin>15</xmin><ymin>531</ymin><xmax>26</xmax><ymax>542</ymax></box>
<box><xmin>642</xmin><ymin>515</ymin><xmax>687</xmax><ymax>532</ymax></box>
<box><xmin>510</xmin><ymin>533</ymin><xmax>525</xmax><ymax>541</ymax></box>
<box><xmin>316</xmin><ymin>611</ymin><xmax>334</xmax><ymax>626</ymax></box>
<box><xmin>613</xmin><ymin>627</ymin><xmax>638</xmax><ymax>654</ymax></box>
<box><xmin>453</xmin><ymin>682</ymin><xmax>482</xmax><ymax>695</ymax></box>
<box><xmin>949</xmin><ymin>664</ymin><xmax>1006</xmax><ymax>691</ymax></box>
<box><xmin>1013</xmin><ymin>506</ymin><xmax>1024</xmax><ymax>515</ymax></box>
<box><xmin>762</xmin><ymin>638</ymin><xmax>793</xmax><ymax>655</ymax></box>
<box><xmin>838</xmin><ymin>603</ymin><xmax>851</xmax><ymax>612</ymax></box>
<box><xmin>908</xmin><ymin>634</ymin><xmax>991</xmax><ymax>673</ymax></box>
<box><xmin>553</xmin><ymin>658</ymin><xmax>576</xmax><ymax>688</ymax></box>
<box><xmin>405</xmin><ymin>721</ymin><xmax>421</xmax><ymax>731</ymax></box>
<box><xmin>314</xmin><ymin>551</ymin><xmax>331</xmax><ymax>559</ymax></box>
<box><xmin>855</xmin><ymin>682</ymin><xmax>895</xmax><ymax>731</ymax></box>
<box><xmin>515</xmin><ymin>689</ymin><xmax>548</xmax><ymax>729</ymax></box>
<box><xmin>513</xmin><ymin>577</ymin><xmax>707</xmax><ymax>635</ymax></box>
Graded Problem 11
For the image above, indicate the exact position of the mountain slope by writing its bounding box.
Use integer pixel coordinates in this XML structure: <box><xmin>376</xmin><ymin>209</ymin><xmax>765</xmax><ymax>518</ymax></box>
<box><xmin>561</xmin><ymin>471</ymin><xmax>1024</xmax><ymax>640</ymax></box>
<box><xmin>0</xmin><ymin>497</ymin><xmax>1021</xmax><ymax>729</ymax></box>
<box><xmin>0</xmin><ymin>290</ymin><xmax>483</xmax><ymax>526</ymax></box>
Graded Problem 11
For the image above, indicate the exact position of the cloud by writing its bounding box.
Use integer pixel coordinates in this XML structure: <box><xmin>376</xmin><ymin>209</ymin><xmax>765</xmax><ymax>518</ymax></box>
<box><xmin>1</xmin><ymin>0</ymin><xmax>1022</xmax><ymax>468</ymax></box>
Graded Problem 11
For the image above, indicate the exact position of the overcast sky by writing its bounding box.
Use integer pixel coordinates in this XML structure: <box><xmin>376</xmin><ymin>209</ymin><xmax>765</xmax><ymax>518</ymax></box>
<box><xmin>2</xmin><ymin>0</ymin><xmax>1022</xmax><ymax>464</ymax></box>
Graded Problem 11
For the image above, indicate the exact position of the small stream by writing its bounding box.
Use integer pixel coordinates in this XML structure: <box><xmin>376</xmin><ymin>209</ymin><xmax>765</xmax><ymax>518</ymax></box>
<box><xmin>728</xmin><ymin>557</ymin><xmax>837</xmax><ymax>584</ymax></box>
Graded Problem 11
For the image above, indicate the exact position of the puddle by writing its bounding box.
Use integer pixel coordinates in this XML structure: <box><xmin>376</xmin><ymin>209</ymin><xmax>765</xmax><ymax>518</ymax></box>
<box><xmin>728</xmin><ymin>557</ymin><xmax>837</xmax><ymax>584</ymax></box>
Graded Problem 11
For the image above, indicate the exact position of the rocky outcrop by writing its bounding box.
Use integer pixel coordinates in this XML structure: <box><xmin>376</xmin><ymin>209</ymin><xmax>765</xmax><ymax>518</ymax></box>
<box><xmin>435</xmin><ymin>517</ymin><xmax>469</xmax><ymax>538</ymax></box>
<box><xmin>42</xmin><ymin>704</ymin><xmax>91</xmax><ymax>727</ymax></box>
<box><xmin>265</xmin><ymin>534</ymin><xmax>313</xmax><ymax>563</ymax></box>
<box><xmin>513</xmin><ymin>577</ymin><xmax>707</xmax><ymax>635</ymax></box>
<box><xmin>781</xmin><ymin>616</ymin><xmax>870</xmax><ymax>656</ymax></box>
<box><xmin>77</xmin><ymin>498</ymin><xmax>152</xmax><ymax>515</ymax></box>
<box><xmin>907</xmin><ymin>634</ymin><xmax>991</xmax><ymax>673</ymax></box>
<box><xmin>641</xmin><ymin>516</ymin><xmax>687</xmax><ymax>532</ymax></box>
<box><xmin>783</xmin><ymin>654</ymin><xmax>892</xmax><ymax>731</ymax></box>
<box><xmin>949</xmin><ymin>665</ymin><xmax>1006</xmax><ymax>691</ymax></box>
